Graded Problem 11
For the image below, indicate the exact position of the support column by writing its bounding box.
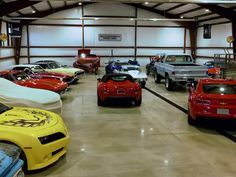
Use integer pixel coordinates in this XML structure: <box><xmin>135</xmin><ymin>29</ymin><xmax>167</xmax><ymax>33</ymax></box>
<box><xmin>183</xmin><ymin>27</ymin><xmax>187</xmax><ymax>53</ymax></box>
<box><xmin>187</xmin><ymin>22</ymin><xmax>198</xmax><ymax>60</ymax></box>
<box><xmin>0</xmin><ymin>19</ymin><xmax>2</xmax><ymax>46</ymax></box>
<box><xmin>14</xmin><ymin>24</ymin><xmax>23</xmax><ymax>65</ymax></box>
<box><xmin>26</xmin><ymin>25</ymin><xmax>30</xmax><ymax>63</ymax></box>
<box><xmin>134</xmin><ymin>7</ymin><xmax>137</xmax><ymax>61</ymax></box>
<box><xmin>81</xmin><ymin>5</ymin><xmax>85</xmax><ymax>49</ymax></box>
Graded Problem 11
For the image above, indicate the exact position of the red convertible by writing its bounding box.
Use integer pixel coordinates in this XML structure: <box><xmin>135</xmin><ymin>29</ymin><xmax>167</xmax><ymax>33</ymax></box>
<box><xmin>97</xmin><ymin>73</ymin><xmax>142</xmax><ymax>106</ymax></box>
<box><xmin>9</xmin><ymin>64</ymin><xmax>75</xmax><ymax>84</ymax></box>
<box><xmin>73</xmin><ymin>49</ymin><xmax>100</xmax><ymax>74</ymax></box>
<box><xmin>188</xmin><ymin>78</ymin><xmax>236</xmax><ymax>125</ymax></box>
<box><xmin>0</xmin><ymin>70</ymin><xmax>68</xmax><ymax>94</ymax></box>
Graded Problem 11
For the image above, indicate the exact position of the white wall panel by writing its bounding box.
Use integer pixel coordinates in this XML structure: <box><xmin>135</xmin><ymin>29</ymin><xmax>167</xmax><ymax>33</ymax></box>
<box><xmin>197</xmin><ymin>23</ymin><xmax>232</xmax><ymax>47</ymax></box>
<box><xmin>0</xmin><ymin>59</ymin><xmax>15</xmax><ymax>69</ymax></box>
<box><xmin>0</xmin><ymin>48</ymin><xmax>14</xmax><ymax>57</ymax></box>
<box><xmin>29</xmin><ymin>26</ymin><xmax>82</xmax><ymax>46</ymax></box>
<box><xmin>30</xmin><ymin>48</ymin><xmax>78</xmax><ymax>56</ymax></box>
<box><xmin>84</xmin><ymin>27</ymin><xmax>134</xmax><ymax>46</ymax></box>
<box><xmin>137</xmin><ymin>27</ymin><xmax>184</xmax><ymax>47</ymax></box>
<box><xmin>197</xmin><ymin>49</ymin><xmax>233</xmax><ymax>57</ymax></box>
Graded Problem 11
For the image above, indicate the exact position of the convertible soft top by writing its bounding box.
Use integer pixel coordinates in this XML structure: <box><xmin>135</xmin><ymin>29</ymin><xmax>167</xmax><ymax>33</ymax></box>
<box><xmin>101</xmin><ymin>73</ymin><xmax>134</xmax><ymax>82</ymax></box>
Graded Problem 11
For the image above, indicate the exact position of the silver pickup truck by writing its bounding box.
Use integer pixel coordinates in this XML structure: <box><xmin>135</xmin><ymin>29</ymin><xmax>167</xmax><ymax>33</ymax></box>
<box><xmin>153</xmin><ymin>54</ymin><xmax>208</xmax><ymax>90</ymax></box>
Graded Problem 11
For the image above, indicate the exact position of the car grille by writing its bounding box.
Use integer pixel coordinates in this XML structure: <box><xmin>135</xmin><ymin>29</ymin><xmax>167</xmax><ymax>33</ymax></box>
<box><xmin>38</xmin><ymin>132</ymin><xmax>66</xmax><ymax>145</ymax></box>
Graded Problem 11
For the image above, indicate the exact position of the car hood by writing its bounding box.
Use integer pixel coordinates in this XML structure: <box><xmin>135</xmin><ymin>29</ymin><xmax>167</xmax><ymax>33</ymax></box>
<box><xmin>0</xmin><ymin>107</ymin><xmax>58</xmax><ymax>130</ymax></box>
<box><xmin>16</xmin><ymin>78</ymin><xmax>67</xmax><ymax>91</ymax></box>
<box><xmin>0</xmin><ymin>143</ymin><xmax>21</xmax><ymax>176</ymax></box>
<box><xmin>48</xmin><ymin>68</ymin><xmax>84</xmax><ymax>75</ymax></box>
<box><xmin>0</xmin><ymin>78</ymin><xmax>60</xmax><ymax>104</ymax></box>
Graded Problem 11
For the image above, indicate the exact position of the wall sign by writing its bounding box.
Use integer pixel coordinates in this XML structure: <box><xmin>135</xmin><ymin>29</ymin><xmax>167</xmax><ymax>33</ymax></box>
<box><xmin>99</xmin><ymin>34</ymin><xmax>122</xmax><ymax>41</ymax></box>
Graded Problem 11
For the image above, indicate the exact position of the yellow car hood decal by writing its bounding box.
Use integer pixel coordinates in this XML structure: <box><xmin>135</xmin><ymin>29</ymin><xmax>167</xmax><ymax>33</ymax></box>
<box><xmin>0</xmin><ymin>107</ymin><xmax>58</xmax><ymax>130</ymax></box>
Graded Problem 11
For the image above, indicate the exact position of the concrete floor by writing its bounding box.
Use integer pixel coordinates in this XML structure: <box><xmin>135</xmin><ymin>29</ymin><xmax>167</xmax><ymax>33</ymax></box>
<box><xmin>27</xmin><ymin>70</ymin><xmax>236</xmax><ymax>177</ymax></box>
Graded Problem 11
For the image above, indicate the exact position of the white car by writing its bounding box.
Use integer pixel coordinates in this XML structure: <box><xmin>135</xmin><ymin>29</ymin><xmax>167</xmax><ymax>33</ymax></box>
<box><xmin>120</xmin><ymin>65</ymin><xmax>148</xmax><ymax>88</ymax></box>
<box><xmin>0</xmin><ymin>78</ymin><xmax>62</xmax><ymax>114</ymax></box>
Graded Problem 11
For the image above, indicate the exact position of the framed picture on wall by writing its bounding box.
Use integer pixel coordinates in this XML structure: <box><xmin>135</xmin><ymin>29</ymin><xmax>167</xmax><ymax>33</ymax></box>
<box><xmin>99</xmin><ymin>34</ymin><xmax>122</xmax><ymax>41</ymax></box>
<box><xmin>203</xmin><ymin>24</ymin><xmax>211</xmax><ymax>39</ymax></box>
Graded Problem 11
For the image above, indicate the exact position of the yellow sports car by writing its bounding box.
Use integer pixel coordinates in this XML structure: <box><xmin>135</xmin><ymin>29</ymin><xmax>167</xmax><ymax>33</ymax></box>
<box><xmin>0</xmin><ymin>103</ymin><xmax>69</xmax><ymax>171</ymax></box>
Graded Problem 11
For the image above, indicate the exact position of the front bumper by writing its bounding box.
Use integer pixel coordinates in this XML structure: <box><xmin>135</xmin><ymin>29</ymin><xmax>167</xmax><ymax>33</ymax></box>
<box><xmin>24</xmin><ymin>123</ymin><xmax>69</xmax><ymax>170</ymax></box>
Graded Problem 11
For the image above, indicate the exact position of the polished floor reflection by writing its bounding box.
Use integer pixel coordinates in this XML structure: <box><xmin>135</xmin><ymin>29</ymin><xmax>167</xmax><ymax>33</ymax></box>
<box><xmin>27</xmin><ymin>71</ymin><xmax>236</xmax><ymax>177</ymax></box>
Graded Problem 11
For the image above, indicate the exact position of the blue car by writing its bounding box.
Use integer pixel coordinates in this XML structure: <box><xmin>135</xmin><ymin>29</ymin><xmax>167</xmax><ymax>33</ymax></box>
<box><xmin>0</xmin><ymin>143</ymin><xmax>24</xmax><ymax>177</ymax></box>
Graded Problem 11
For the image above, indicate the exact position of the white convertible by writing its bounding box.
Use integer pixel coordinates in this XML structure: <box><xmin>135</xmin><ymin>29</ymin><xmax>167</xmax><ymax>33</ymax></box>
<box><xmin>0</xmin><ymin>78</ymin><xmax>62</xmax><ymax>114</ymax></box>
<box><xmin>120</xmin><ymin>65</ymin><xmax>148</xmax><ymax>88</ymax></box>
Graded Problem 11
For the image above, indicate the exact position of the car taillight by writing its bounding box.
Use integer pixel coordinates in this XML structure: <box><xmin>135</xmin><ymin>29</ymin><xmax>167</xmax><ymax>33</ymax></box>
<box><xmin>196</xmin><ymin>98</ymin><xmax>211</xmax><ymax>105</ymax></box>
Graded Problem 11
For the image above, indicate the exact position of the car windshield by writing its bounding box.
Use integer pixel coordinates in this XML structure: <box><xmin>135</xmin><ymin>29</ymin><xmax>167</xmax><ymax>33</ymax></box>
<box><xmin>13</xmin><ymin>72</ymin><xmax>30</xmax><ymax>81</ymax></box>
<box><xmin>102</xmin><ymin>74</ymin><xmax>134</xmax><ymax>82</ymax></box>
<box><xmin>203</xmin><ymin>84</ymin><xmax>236</xmax><ymax>94</ymax></box>
<box><xmin>0</xmin><ymin>103</ymin><xmax>12</xmax><ymax>114</ymax></box>
<box><xmin>49</xmin><ymin>62</ymin><xmax>60</xmax><ymax>69</ymax></box>
<box><xmin>166</xmin><ymin>55</ymin><xmax>192</xmax><ymax>63</ymax></box>
<box><xmin>111</xmin><ymin>75</ymin><xmax>131</xmax><ymax>81</ymax></box>
<box><xmin>32</xmin><ymin>66</ymin><xmax>45</xmax><ymax>72</ymax></box>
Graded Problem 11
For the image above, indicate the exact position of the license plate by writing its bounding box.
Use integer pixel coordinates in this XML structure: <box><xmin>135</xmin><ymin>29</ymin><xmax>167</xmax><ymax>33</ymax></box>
<box><xmin>217</xmin><ymin>109</ymin><xmax>229</xmax><ymax>115</ymax></box>
<box><xmin>117</xmin><ymin>90</ymin><xmax>125</xmax><ymax>94</ymax></box>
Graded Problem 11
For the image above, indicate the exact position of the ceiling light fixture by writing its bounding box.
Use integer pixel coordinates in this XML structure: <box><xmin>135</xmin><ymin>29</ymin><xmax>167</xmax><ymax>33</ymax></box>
<box><xmin>205</xmin><ymin>9</ymin><xmax>209</xmax><ymax>12</ymax></box>
<box><xmin>144</xmin><ymin>1</ymin><xmax>149</xmax><ymax>5</ymax></box>
<box><xmin>78</xmin><ymin>2</ymin><xmax>82</xmax><ymax>6</ymax></box>
<box><xmin>32</xmin><ymin>10</ymin><xmax>36</xmax><ymax>14</ymax></box>
<box><xmin>180</xmin><ymin>16</ymin><xmax>184</xmax><ymax>19</ymax></box>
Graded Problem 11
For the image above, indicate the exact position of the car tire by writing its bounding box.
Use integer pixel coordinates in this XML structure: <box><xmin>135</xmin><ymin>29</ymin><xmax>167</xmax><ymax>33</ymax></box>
<box><xmin>154</xmin><ymin>72</ymin><xmax>161</xmax><ymax>83</ymax></box>
<box><xmin>188</xmin><ymin>110</ymin><xmax>196</xmax><ymax>126</ymax></box>
<box><xmin>140</xmin><ymin>81</ymin><xmax>146</xmax><ymax>88</ymax></box>
<box><xmin>165</xmin><ymin>74</ymin><xmax>174</xmax><ymax>91</ymax></box>
<box><xmin>97</xmin><ymin>95</ymin><xmax>104</xmax><ymax>106</ymax></box>
<box><xmin>135</xmin><ymin>97</ymin><xmax>142</xmax><ymax>106</ymax></box>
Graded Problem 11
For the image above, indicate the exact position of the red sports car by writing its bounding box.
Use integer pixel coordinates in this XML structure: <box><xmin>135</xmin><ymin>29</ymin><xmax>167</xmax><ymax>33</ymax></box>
<box><xmin>73</xmin><ymin>49</ymin><xmax>100</xmax><ymax>73</ymax></box>
<box><xmin>10</xmin><ymin>64</ymin><xmax>75</xmax><ymax>84</ymax></box>
<box><xmin>188</xmin><ymin>78</ymin><xmax>236</xmax><ymax>125</ymax></box>
<box><xmin>97</xmin><ymin>73</ymin><xmax>142</xmax><ymax>106</ymax></box>
<box><xmin>0</xmin><ymin>70</ymin><xmax>68</xmax><ymax>94</ymax></box>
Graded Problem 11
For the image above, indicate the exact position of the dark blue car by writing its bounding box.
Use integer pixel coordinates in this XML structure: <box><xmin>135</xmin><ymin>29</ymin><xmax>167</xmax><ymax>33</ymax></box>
<box><xmin>0</xmin><ymin>143</ymin><xmax>24</xmax><ymax>177</ymax></box>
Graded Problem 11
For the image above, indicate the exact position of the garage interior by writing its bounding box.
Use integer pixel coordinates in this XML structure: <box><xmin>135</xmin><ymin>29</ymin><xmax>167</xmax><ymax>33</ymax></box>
<box><xmin>1</xmin><ymin>0</ymin><xmax>236</xmax><ymax>176</ymax></box>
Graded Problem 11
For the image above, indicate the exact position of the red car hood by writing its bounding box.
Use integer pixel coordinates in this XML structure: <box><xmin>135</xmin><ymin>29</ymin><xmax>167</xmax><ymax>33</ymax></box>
<box><xmin>15</xmin><ymin>78</ymin><xmax>68</xmax><ymax>92</ymax></box>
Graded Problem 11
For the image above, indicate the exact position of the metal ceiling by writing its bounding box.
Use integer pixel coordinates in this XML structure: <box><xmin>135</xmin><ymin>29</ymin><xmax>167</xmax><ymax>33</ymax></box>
<box><xmin>0</xmin><ymin>0</ymin><xmax>235</xmax><ymax>25</ymax></box>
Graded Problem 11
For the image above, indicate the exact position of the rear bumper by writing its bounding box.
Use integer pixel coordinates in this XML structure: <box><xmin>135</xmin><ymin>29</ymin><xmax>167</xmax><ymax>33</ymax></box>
<box><xmin>190</xmin><ymin>105</ymin><xmax>236</xmax><ymax>120</ymax></box>
<box><xmin>172</xmin><ymin>75</ymin><xmax>208</xmax><ymax>82</ymax></box>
